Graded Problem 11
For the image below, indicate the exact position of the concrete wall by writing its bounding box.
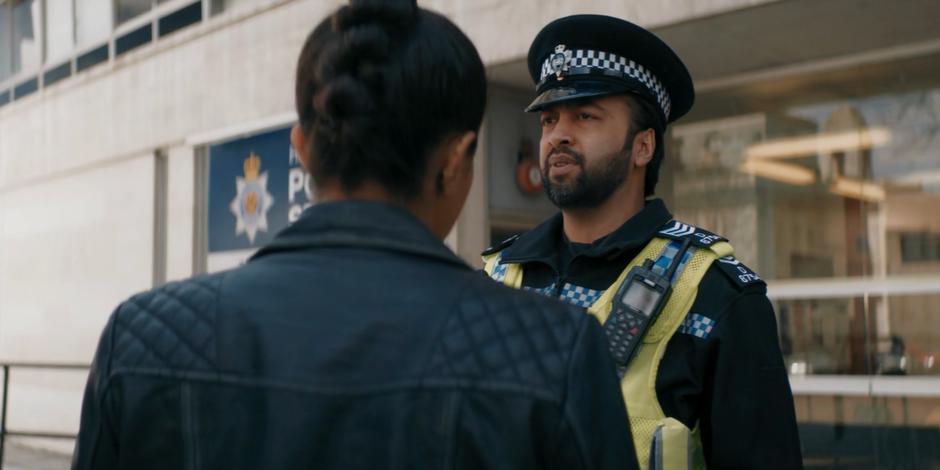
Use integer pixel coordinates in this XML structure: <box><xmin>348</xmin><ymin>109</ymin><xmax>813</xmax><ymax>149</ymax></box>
<box><xmin>0</xmin><ymin>154</ymin><xmax>155</xmax><ymax>362</ymax></box>
<box><xmin>425</xmin><ymin>0</ymin><xmax>781</xmax><ymax>65</ymax></box>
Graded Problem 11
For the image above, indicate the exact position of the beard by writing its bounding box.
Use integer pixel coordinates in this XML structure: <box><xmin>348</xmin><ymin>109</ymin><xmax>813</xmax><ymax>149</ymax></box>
<box><xmin>541</xmin><ymin>142</ymin><xmax>631</xmax><ymax>209</ymax></box>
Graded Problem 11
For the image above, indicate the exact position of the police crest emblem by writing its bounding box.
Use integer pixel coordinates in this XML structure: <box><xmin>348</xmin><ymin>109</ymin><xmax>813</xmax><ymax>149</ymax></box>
<box><xmin>229</xmin><ymin>151</ymin><xmax>274</xmax><ymax>244</ymax></box>
<box><xmin>550</xmin><ymin>44</ymin><xmax>571</xmax><ymax>80</ymax></box>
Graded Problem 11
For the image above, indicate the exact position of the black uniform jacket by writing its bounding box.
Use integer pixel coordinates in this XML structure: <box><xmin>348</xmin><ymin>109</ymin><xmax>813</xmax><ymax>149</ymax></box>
<box><xmin>72</xmin><ymin>201</ymin><xmax>638</xmax><ymax>470</ymax></box>
<box><xmin>492</xmin><ymin>199</ymin><xmax>803</xmax><ymax>469</ymax></box>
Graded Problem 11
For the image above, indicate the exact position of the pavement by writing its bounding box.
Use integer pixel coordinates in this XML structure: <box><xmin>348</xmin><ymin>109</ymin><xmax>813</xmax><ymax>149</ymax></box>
<box><xmin>2</xmin><ymin>441</ymin><xmax>71</xmax><ymax>470</ymax></box>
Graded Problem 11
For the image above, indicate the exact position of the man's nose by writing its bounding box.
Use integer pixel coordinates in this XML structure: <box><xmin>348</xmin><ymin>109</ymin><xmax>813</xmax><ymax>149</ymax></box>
<box><xmin>547</xmin><ymin>116</ymin><xmax>574</xmax><ymax>149</ymax></box>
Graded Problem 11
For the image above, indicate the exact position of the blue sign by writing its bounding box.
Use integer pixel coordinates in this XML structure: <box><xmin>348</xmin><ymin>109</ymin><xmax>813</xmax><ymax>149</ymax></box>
<box><xmin>208</xmin><ymin>126</ymin><xmax>313</xmax><ymax>254</ymax></box>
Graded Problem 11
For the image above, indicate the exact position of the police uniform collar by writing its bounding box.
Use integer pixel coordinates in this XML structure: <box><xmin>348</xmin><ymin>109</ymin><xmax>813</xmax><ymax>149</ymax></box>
<box><xmin>251</xmin><ymin>200</ymin><xmax>469</xmax><ymax>269</ymax></box>
<box><xmin>500</xmin><ymin>199</ymin><xmax>673</xmax><ymax>265</ymax></box>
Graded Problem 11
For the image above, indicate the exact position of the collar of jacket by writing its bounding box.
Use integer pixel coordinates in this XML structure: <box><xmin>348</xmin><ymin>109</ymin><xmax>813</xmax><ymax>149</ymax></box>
<box><xmin>250</xmin><ymin>200</ymin><xmax>470</xmax><ymax>270</ymax></box>
<box><xmin>500</xmin><ymin>198</ymin><xmax>673</xmax><ymax>267</ymax></box>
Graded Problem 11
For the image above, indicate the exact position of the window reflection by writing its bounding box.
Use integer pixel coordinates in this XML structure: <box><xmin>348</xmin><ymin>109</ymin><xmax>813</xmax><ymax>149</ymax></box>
<box><xmin>116</xmin><ymin>0</ymin><xmax>154</xmax><ymax>24</ymax></box>
<box><xmin>210</xmin><ymin>0</ymin><xmax>256</xmax><ymax>16</ymax></box>
<box><xmin>797</xmin><ymin>395</ymin><xmax>940</xmax><ymax>468</ymax></box>
<box><xmin>45</xmin><ymin>0</ymin><xmax>75</xmax><ymax>64</ymax></box>
<box><xmin>776</xmin><ymin>294</ymin><xmax>940</xmax><ymax>377</ymax></box>
<box><xmin>0</xmin><ymin>5</ymin><xmax>11</xmax><ymax>81</ymax></box>
<box><xmin>11</xmin><ymin>0</ymin><xmax>39</xmax><ymax>77</ymax></box>
<box><xmin>668</xmin><ymin>88</ymin><xmax>940</xmax><ymax>282</ymax></box>
<box><xmin>76</xmin><ymin>0</ymin><xmax>114</xmax><ymax>48</ymax></box>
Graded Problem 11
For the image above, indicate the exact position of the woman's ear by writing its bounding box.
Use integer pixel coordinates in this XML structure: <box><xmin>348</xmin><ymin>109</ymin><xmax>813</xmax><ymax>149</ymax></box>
<box><xmin>632</xmin><ymin>128</ymin><xmax>656</xmax><ymax>168</ymax></box>
<box><xmin>438</xmin><ymin>131</ymin><xmax>477</xmax><ymax>195</ymax></box>
<box><xmin>291</xmin><ymin>125</ymin><xmax>312</xmax><ymax>172</ymax></box>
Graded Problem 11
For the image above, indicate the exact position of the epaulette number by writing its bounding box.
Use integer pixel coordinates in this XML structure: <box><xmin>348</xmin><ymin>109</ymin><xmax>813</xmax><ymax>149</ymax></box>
<box><xmin>695</xmin><ymin>232</ymin><xmax>723</xmax><ymax>246</ymax></box>
<box><xmin>716</xmin><ymin>257</ymin><xmax>762</xmax><ymax>286</ymax></box>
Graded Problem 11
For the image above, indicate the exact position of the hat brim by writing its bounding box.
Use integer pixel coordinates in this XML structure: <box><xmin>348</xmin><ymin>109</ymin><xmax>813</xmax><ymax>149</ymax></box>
<box><xmin>524</xmin><ymin>80</ymin><xmax>641</xmax><ymax>113</ymax></box>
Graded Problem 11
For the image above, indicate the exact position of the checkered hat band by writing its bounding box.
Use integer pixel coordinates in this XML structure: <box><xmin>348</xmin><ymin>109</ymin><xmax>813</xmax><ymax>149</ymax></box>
<box><xmin>540</xmin><ymin>48</ymin><xmax>672</xmax><ymax>120</ymax></box>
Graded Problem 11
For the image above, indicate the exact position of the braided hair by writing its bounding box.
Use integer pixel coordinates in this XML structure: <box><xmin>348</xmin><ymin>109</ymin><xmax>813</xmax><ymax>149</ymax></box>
<box><xmin>295</xmin><ymin>0</ymin><xmax>486</xmax><ymax>199</ymax></box>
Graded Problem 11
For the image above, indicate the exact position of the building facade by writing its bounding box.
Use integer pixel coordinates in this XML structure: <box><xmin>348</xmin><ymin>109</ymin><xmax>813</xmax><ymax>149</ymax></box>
<box><xmin>1</xmin><ymin>0</ymin><xmax>939</xmax><ymax>465</ymax></box>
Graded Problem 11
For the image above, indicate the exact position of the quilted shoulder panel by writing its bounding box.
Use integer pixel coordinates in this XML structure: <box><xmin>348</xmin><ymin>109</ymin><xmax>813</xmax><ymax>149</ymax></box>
<box><xmin>110</xmin><ymin>274</ymin><xmax>222</xmax><ymax>372</ymax></box>
<box><xmin>425</xmin><ymin>276</ymin><xmax>585</xmax><ymax>400</ymax></box>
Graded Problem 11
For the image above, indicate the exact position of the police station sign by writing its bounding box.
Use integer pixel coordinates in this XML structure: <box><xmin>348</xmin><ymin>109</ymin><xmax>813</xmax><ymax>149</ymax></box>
<box><xmin>207</xmin><ymin>126</ymin><xmax>313</xmax><ymax>272</ymax></box>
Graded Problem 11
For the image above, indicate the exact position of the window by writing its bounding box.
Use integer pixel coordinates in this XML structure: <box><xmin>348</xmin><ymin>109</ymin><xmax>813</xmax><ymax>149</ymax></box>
<box><xmin>210</xmin><ymin>0</ymin><xmax>255</xmax><ymax>16</ymax></box>
<box><xmin>45</xmin><ymin>0</ymin><xmax>75</xmax><ymax>64</ymax></box>
<box><xmin>75</xmin><ymin>0</ymin><xmax>112</xmax><ymax>49</ymax></box>
<box><xmin>0</xmin><ymin>4</ymin><xmax>11</xmax><ymax>81</ymax></box>
<box><xmin>116</xmin><ymin>0</ymin><xmax>154</xmax><ymax>24</ymax></box>
<box><xmin>11</xmin><ymin>0</ymin><xmax>40</xmax><ymax>77</ymax></box>
<box><xmin>901</xmin><ymin>232</ymin><xmax>940</xmax><ymax>263</ymax></box>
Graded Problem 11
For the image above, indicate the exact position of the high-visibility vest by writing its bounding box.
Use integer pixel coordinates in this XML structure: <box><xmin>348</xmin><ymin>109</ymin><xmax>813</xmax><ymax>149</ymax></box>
<box><xmin>483</xmin><ymin>228</ymin><xmax>734</xmax><ymax>470</ymax></box>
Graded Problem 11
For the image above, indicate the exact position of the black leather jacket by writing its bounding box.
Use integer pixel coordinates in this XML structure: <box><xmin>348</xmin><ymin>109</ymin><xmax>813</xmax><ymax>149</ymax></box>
<box><xmin>72</xmin><ymin>201</ymin><xmax>638</xmax><ymax>470</ymax></box>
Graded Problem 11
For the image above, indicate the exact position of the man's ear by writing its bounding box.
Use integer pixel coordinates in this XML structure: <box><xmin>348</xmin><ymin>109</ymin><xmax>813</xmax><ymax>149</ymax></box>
<box><xmin>632</xmin><ymin>128</ymin><xmax>656</xmax><ymax>168</ymax></box>
<box><xmin>438</xmin><ymin>131</ymin><xmax>477</xmax><ymax>194</ymax></box>
<box><xmin>291</xmin><ymin>125</ymin><xmax>312</xmax><ymax>172</ymax></box>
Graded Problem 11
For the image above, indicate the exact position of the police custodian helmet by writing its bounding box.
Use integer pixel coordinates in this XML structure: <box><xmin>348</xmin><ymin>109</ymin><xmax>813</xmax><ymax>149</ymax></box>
<box><xmin>525</xmin><ymin>15</ymin><xmax>694</xmax><ymax>125</ymax></box>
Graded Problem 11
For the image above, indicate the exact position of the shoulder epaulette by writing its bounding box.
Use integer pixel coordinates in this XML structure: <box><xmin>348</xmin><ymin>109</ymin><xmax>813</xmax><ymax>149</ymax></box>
<box><xmin>714</xmin><ymin>256</ymin><xmax>765</xmax><ymax>290</ymax></box>
<box><xmin>481</xmin><ymin>234</ymin><xmax>520</xmax><ymax>257</ymax></box>
<box><xmin>656</xmin><ymin>220</ymin><xmax>728</xmax><ymax>249</ymax></box>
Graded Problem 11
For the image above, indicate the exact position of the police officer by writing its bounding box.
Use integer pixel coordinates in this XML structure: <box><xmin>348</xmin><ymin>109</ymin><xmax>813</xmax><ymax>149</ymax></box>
<box><xmin>483</xmin><ymin>15</ymin><xmax>803</xmax><ymax>470</ymax></box>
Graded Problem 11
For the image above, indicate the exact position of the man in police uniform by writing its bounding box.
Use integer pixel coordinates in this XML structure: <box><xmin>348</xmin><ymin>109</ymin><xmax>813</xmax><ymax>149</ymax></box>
<box><xmin>483</xmin><ymin>15</ymin><xmax>803</xmax><ymax>469</ymax></box>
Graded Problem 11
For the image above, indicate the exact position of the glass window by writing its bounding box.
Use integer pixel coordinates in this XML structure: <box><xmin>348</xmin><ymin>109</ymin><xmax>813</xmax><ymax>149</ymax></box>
<box><xmin>75</xmin><ymin>0</ymin><xmax>112</xmax><ymax>48</ymax></box>
<box><xmin>1</xmin><ymin>4</ymin><xmax>12</xmax><ymax>81</ymax></box>
<box><xmin>116</xmin><ymin>0</ymin><xmax>153</xmax><ymax>24</ymax></box>
<box><xmin>777</xmin><ymin>294</ymin><xmax>940</xmax><ymax>377</ymax></box>
<box><xmin>667</xmin><ymin>83</ymin><xmax>940</xmax><ymax>282</ymax></box>
<box><xmin>45</xmin><ymin>0</ymin><xmax>74</xmax><ymax>64</ymax></box>
<box><xmin>12</xmin><ymin>0</ymin><xmax>40</xmax><ymax>76</ymax></box>
<box><xmin>796</xmin><ymin>395</ymin><xmax>940</xmax><ymax>467</ymax></box>
<box><xmin>210</xmin><ymin>0</ymin><xmax>255</xmax><ymax>16</ymax></box>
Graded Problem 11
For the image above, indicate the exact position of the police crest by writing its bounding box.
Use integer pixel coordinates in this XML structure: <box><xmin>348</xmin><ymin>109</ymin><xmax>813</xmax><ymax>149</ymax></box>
<box><xmin>229</xmin><ymin>152</ymin><xmax>274</xmax><ymax>244</ymax></box>
<box><xmin>550</xmin><ymin>44</ymin><xmax>572</xmax><ymax>80</ymax></box>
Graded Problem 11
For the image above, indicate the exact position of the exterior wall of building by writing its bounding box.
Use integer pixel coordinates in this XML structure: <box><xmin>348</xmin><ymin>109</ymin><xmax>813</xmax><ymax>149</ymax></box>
<box><xmin>426</xmin><ymin>0</ymin><xmax>780</xmax><ymax>65</ymax></box>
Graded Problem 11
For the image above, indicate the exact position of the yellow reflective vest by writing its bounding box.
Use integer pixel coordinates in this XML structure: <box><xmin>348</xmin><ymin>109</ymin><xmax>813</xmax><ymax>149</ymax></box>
<box><xmin>484</xmin><ymin>234</ymin><xmax>735</xmax><ymax>470</ymax></box>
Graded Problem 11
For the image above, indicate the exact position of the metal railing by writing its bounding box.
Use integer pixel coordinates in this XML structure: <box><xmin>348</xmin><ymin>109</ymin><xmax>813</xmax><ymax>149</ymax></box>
<box><xmin>0</xmin><ymin>362</ymin><xmax>89</xmax><ymax>469</ymax></box>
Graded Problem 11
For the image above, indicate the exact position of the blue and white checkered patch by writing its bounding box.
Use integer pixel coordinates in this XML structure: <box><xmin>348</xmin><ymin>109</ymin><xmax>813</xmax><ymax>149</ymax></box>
<box><xmin>679</xmin><ymin>313</ymin><xmax>716</xmax><ymax>339</ymax></box>
<box><xmin>490</xmin><ymin>257</ymin><xmax>510</xmax><ymax>283</ymax></box>
<box><xmin>652</xmin><ymin>239</ymin><xmax>695</xmax><ymax>283</ymax></box>
<box><xmin>558</xmin><ymin>283</ymin><xmax>605</xmax><ymax>308</ymax></box>
<box><xmin>523</xmin><ymin>283</ymin><xmax>556</xmax><ymax>296</ymax></box>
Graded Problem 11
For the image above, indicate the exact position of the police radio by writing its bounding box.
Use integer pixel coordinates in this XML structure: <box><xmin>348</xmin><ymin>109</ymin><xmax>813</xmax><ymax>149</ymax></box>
<box><xmin>603</xmin><ymin>238</ymin><xmax>692</xmax><ymax>377</ymax></box>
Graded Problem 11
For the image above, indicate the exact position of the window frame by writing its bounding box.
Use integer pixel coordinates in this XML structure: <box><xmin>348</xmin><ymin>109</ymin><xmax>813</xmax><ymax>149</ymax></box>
<box><xmin>0</xmin><ymin>0</ymin><xmax>44</xmax><ymax>90</ymax></box>
<box><xmin>0</xmin><ymin>0</ymin><xmax>207</xmax><ymax>100</ymax></box>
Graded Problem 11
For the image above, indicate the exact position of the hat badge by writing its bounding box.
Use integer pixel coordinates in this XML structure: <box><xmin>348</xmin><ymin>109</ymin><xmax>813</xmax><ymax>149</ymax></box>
<box><xmin>550</xmin><ymin>44</ymin><xmax>572</xmax><ymax>80</ymax></box>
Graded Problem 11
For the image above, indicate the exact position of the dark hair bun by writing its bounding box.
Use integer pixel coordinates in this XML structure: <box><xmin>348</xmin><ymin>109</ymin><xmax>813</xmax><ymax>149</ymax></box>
<box><xmin>295</xmin><ymin>0</ymin><xmax>486</xmax><ymax>198</ymax></box>
<box><xmin>335</xmin><ymin>0</ymin><xmax>418</xmax><ymax>31</ymax></box>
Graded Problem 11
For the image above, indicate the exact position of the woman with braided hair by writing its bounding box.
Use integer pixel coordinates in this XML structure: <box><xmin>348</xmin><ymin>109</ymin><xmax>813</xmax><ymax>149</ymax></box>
<box><xmin>72</xmin><ymin>1</ymin><xmax>637</xmax><ymax>468</ymax></box>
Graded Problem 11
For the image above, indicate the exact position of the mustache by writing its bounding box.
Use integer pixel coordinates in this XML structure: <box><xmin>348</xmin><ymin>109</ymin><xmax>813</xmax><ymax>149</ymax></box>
<box><xmin>546</xmin><ymin>147</ymin><xmax>585</xmax><ymax>165</ymax></box>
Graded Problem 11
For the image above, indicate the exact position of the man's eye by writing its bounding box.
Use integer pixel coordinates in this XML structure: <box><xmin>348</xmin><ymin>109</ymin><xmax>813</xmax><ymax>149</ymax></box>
<box><xmin>578</xmin><ymin>113</ymin><xmax>595</xmax><ymax>120</ymax></box>
<box><xmin>541</xmin><ymin>116</ymin><xmax>557</xmax><ymax>126</ymax></box>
